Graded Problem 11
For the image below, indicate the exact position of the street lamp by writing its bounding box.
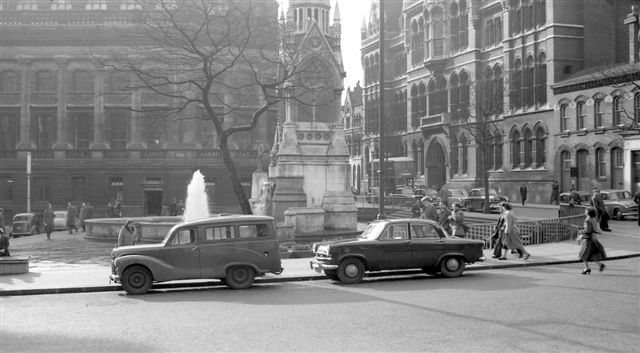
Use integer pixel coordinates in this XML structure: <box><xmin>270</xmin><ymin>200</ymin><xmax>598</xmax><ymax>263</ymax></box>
<box><xmin>26</xmin><ymin>152</ymin><xmax>31</xmax><ymax>213</ymax></box>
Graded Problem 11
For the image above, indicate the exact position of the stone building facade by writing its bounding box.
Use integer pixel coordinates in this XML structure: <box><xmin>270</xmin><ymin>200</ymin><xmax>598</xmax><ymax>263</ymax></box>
<box><xmin>0</xmin><ymin>1</ymin><xmax>278</xmax><ymax>220</ymax></box>
<box><xmin>357</xmin><ymin>0</ymin><xmax>636</xmax><ymax>203</ymax></box>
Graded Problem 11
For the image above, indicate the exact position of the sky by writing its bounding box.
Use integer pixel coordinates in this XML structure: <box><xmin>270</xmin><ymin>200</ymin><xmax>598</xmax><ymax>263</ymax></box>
<box><xmin>280</xmin><ymin>0</ymin><xmax>373</xmax><ymax>93</ymax></box>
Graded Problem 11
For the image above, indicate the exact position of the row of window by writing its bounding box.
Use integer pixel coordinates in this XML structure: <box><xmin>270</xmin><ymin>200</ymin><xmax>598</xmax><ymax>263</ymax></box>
<box><xmin>510</xmin><ymin>53</ymin><xmax>547</xmax><ymax>110</ymax></box>
<box><xmin>292</xmin><ymin>6</ymin><xmax>330</xmax><ymax>33</ymax></box>
<box><xmin>559</xmin><ymin>93</ymin><xmax>640</xmax><ymax>131</ymax></box>
<box><xmin>510</xmin><ymin>0</ymin><xmax>546</xmax><ymax>35</ymax></box>
<box><xmin>560</xmin><ymin>147</ymin><xmax>623</xmax><ymax>180</ymax></box>
<box><xmin>0</xmin><ymin>69</ymin><xmax>131</xmax><ymax>93</ymax></box>
<box><xmin>410</xmin><ymin>3</ymin><xmax>469</xmax><ymax>66</ymax></box>
<box><xmin>6</xmin><ymin>0</ymin><xmax>140</xmax><ymax>11</ymax></box>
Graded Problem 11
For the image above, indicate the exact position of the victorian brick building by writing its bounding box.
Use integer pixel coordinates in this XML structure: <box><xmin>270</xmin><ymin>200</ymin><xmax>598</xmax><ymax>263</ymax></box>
<box><xmin>356</xmin><ymin>0</ymin><xmax>638</xmax><ymax>203</ymax></box>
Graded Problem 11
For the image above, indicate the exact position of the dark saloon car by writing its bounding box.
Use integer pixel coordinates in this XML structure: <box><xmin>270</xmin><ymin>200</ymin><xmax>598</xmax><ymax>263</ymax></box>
<box><xmin>310</xmin><ymin>219</ymin><xmax>485</xmax><ymax>284</ymax></box>
<box><xmin>464</xmin><ymin>188</ymin><xmax>509</xmax><ymax>212</ymax></box>
<box><xmin>110</xmin><ymin>215</ymin><xmax>282</xmax><ymax>295</ymax></box>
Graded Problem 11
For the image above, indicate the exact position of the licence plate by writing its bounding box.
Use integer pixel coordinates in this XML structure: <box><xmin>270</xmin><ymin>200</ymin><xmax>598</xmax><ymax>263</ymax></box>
<box><xmin>310</xmin><ymin>261</ymin><xmax>322</xmax><ymax>273</ymax></box>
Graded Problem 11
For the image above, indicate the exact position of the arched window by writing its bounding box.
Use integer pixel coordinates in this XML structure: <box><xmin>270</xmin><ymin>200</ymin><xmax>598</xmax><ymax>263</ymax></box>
<box><xmin>486</xmin><ymin>19</ymin><xmax>494</xmax><ymax>47</ymax></box>
<box><xmin>436</xmin><ymin>76</ymin><xmax>448</xmax><ymax>115</ymax></box>
<box><xmin>483</xmin><ymin>67</ymin><xmax>494</xmax><ymax>113</ymax></box>
<box><xmin>560</xmin><ymin>104</ymin><xmax>568</xmax><ymax>131</ymax></box>
<box><xmin>419</xmin><ymin>140</ymin><xmax>425</xmax><ymax>175</ymax></box>
<box><xmin>524</xmin><ymin>56</ymin><xmax>534</xmax><ymax>108</ymax></box>
<box><xmin>423</xmin><ymin>10</ymin><xmax>430</xmax><ymax>58</ymax></box>
<box><xmin>576</xmin><ymin>101</ymin><xmax>585</xmax><ymax>130</ymax></box>
<box><xmin>373</xmin><ymin>53</ymin><xmax>380</xmax><ymax>83</ymax></box>
<box><xmin>494</xmin><ymin>66</ymin><xmax>504</xmax><ymax>114</ymax></box>
<box><xmin>35</xmin><ymin>70</ymin><xmax>56</xmax><ymax>92</ymax></box>
<box><xmin>494</xmin><ymin>133</ymin><xmax>503</xmax><ymax>169</ymax></box>
<box><xmin>411</xmin><ymin>19</ymin><xmax>424</xmax><ymax>66</ymax></box>
<box><xmin>459</xmin><ymin>1</ymin><xmax>468</xmax><ymax>48</ymax></box>
<box><xmin>449</xmin><ymin>3</ymin><xmax>459</xmax><ymax>52</ymax></box>
<box><xmin>511</xmin><ymin>59</ymin><xmax>522</xmax><ymax>110</ymax></box>
<box><xmin>535</xmin><ymin>127</ymin><xmax>546</xmax><ymax>167</ymax></box>
<box><xmin>511</xmin><ymin>130</ymin><xmax>521</xmax><ymax>168</ymax></box>
<box><xmin>536</xmin><ymin>0</ymin><xmax>546</xmax><ymax>26</ymax></box>
<box><xmin>71</xmin><ymin>70</ymin><xmax>94</xmax><ymax>93</ymax></box>
<box><xmin>611</xmin><ymin>146</ymin><xmax>623</xmax><ymax>187</ymax></box>
<box><xmin>411</xmin><ymin>85</ymin><xmax>419</xmax><ymax>128</ymax></box>
<box><xmin>427</xmin><ymin>79</ymin><xmax>436</xmax><ymax>115</ymax></box>
<box><xmin>523</xmin><ymin>128</ymin><xmax>533</xmax><ymax>168</ymax></box>
<box><xmin>412</xmin><ymin>141</ymin><xmax>419</xmax><ymax>175</ymax></box>
<box><xmin>537</xmin><ymin>53</ymin><xmax>547</xmax><ymax>105</ymax></box>
<box><xmin>595</xmin><ymin>148</ymin><xmax>606</xmax><ymax>179</ymax></box>
<box><xmin>461</xmin><ymin>134</ymin><xmax>468</xmax><ymax>174</ymax></box>
<box><xmin>495</xmin><ymin>17</ymin><xmax>502</xmax><ymax>43</ymax></box>
<box><xmin>364</xmin><ymin>57</ymin><xmax>370</xmax><ymax>85</ymax></box>
<box><xmin>431</xmin><ymin>7</ymin><xmax>444</xmax><ymax>57</ymax></box>
<box><xmin>635</xmin><ymin>93</ymin><xmax>640</xmax><ymax>125</ymax></box>
<box><xmin>613</xmin><ymin>96</ymin><xmax>623</xmax><ymax>126</ymax></box>
<box><xmin>450</xmin><ymin>134</ymin><xmax>459</xmax><ymax>175</ymax></box>
<box><xmin>594</xmin><ymin>98</ymin><xmax>604</xmax><ymax>128</ymax></box>
<box><xmin>460</xmin><ymin>71</ymin><xmax>470</xmax><ymax>118</ymax></box>
<box><xmin>449</xmin><ymin>73</ymin><xmax>460</xmax><ymax>119</ymax></box>
<box><xmin>418</xmin><ymin>83</ymin><xmax>427</xmax><ymax>118</ymax></box>
<box><xmin>487</xmin><ymin>132</ymin><xmax>495</xmax><ymax>170</ymax></box>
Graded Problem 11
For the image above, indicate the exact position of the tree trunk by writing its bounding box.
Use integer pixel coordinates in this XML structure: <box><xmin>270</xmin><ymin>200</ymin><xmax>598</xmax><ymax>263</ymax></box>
<box><xmin>219</xmin><ymin>135</ymin><xmax>252</xmax><ymax>214</ymax></box>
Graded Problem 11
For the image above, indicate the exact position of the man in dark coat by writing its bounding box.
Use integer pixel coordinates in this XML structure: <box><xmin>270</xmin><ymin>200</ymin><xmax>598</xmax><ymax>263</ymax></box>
<box><xmin>519</xmin><ymin>184</ymin><xmax>528</xmax><ymax>206</ymax></box>
<box><xmin>590</xmin><ymin>189</ymin><xmax>611</xmax><ymax>232</ymax></box>
<box><xmin>550</xmin><ymin>181</ymin><xmax>559</xmax><ymax>205</ymax></box>
<box><xmin>633</xmin><ymin>189</ymin><xmax>640</xmax><ymax>227</ymax></box>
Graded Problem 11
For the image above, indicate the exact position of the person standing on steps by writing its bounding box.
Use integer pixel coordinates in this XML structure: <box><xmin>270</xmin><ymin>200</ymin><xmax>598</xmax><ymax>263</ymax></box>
<box><xmin>519</xmin><ymin>184</ymin><xmax>528</xmax><ymax>206</ymax></box>
<box><xmin>577</xmin><ymin>207</ymin><xmax>607</xmax><ymax>275</ymax></box>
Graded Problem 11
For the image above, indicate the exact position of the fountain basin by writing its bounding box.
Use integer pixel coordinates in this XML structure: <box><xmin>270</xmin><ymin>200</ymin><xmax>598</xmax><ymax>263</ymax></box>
<box><xmin>84</xmin><ymin>217</ymin><xmax>184</xmax><ymax>243</ymax></box>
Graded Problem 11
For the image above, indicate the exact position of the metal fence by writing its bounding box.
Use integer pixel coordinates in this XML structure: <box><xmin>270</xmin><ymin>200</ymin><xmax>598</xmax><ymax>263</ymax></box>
<box><xmin>466</xmin><ymin>214</ymin><xmax>585</xmax><ymax>249</ymax></box>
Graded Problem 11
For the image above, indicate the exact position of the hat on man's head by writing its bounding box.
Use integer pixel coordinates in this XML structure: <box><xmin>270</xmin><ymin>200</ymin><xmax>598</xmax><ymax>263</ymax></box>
<box><xmin>592</xmin><ymin>188</ymin><xmax>600</xmax><ymax>192</ymax></box>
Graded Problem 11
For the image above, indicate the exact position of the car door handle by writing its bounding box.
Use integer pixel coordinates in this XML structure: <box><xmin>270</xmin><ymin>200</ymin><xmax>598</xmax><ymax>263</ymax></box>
<box><xmin>190</xmin><ymin>246</ymin><xmax>198</xmax><ymax>252</ymax></box>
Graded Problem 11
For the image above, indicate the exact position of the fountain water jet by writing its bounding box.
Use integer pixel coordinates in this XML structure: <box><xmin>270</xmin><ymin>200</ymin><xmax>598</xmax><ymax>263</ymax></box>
<box><xmin>183</xmin><ymin>170</ymin><xmax>210</xmax><ymax>222</ymax></box>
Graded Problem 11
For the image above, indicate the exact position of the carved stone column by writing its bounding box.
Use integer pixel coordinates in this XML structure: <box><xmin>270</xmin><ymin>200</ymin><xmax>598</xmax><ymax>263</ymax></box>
<box><xmin>91</xmin><ymin>67</ymin><xmax>107</xmax><ymax>149</ymax></box>
<box><xmin>53</xmin><ymin>56</ymin><xmax>69</xmax><ymax>149</ymax></box>
<box><xmin>16</xmin><ymin>56</ymin><xmax>32</xmax><ymax>149</ymax></box>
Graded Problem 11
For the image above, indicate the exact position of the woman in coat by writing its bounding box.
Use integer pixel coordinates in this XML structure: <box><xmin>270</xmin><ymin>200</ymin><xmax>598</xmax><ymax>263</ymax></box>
<box><xmin>117</xmin><ymin>220</ymin><xmax>139</xmax><ymax>247</ymax></box>
<box><xmin>448</xmin><ymin>203</ymin><xmax>467</xmax><ymax>237</ymax></box>
<box><xmin>499</xmin><ymin>202</ymin><xmax>530</xmax><ymax>260</ymax></box>
<box><xmin>578</xmin><ymin>207</ymin><xmax>607</xmax><ymax>274</ymax></box>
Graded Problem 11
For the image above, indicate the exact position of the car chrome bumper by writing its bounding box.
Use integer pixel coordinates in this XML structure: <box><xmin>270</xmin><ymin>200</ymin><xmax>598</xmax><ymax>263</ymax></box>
<box><xmin>310</xmin><ymin>259</ymin><xmax>338</xmax><ymax>273</ymax></box>
<box><xmin>478</xmin><ymin>256</ymin><xmax>486</xmax><ymax>262</ymax></box>
<box><xmin>109</xmin><ymin>274</ymin><xmax>120</xmax><ymax>284</ymax></box>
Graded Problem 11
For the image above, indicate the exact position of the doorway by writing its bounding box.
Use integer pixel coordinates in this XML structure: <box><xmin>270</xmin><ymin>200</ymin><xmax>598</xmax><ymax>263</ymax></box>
<box><xmin>144</xmin><ymin>190</ymin><xmax>163</xmax><ymax>216</ymax></box>
<box><xmin>426</xmin><ymin>141</ymin><xmax>446</xmax><ymax>188</ymax></box>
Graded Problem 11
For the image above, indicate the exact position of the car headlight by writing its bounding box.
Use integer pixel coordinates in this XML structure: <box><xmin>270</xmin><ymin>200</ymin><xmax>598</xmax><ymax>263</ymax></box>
<box><xmin>316</xmin><ymin>245</ymin><xmax>330</xmax><ymax>255</ymax></box>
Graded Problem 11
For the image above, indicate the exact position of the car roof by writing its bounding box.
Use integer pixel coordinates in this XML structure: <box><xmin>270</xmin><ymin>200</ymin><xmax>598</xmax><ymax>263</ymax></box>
<box><xmin>14</xmin><ymin>213</ymin><xmax>35</xmax><ymax>217</ymax></box>
<box><xmin>369</xmin><ymin>218</ymin><xmax>441</xmax><ymax>227</ymax></box>
<box><xmin>177</xmin><ymin>214</ymin><xmax>275</xmax><ymax>228</ymax></box>
<box><xmin>599</xmin><ymin>189</ymin><xmax>628</xmax><ymax>193</ymax></box>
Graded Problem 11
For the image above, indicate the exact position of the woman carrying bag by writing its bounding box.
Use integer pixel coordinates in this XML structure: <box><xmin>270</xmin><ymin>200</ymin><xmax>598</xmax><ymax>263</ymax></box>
<box><xmin>577</xmin><ymin>207</ymin><xmax>607</xmax><ymax>275</ymax></box>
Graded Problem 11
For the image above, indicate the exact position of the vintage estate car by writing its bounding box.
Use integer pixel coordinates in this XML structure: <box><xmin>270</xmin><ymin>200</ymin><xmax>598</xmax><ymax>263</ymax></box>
<box><xmin>310</xmin><ymin>218</ymin><xmax>485</xmax><ymax>284</ymax></box>
<box><xmin>600</xmin><ymin>189</ymin><xmax>638</xmax><ymax>220</ymax></box>
<box><xmin>559</xmin><ymin>191</ymin><xmax>592</xmax><ymax>205</ymax></box>
<box><xmin>53</xmin><ymin>211</ymin><xmax>68</xmax><ymax>230</ymax></box>
<box><xmin>110</xmin><ymin>215</ymin><xmax>283</xmax><ymax>295</ymax></box>
<box><xmin>9</xmin><ymin>212</ymin><xmax>45</xmax><ymax>238</ymax></box>
<box><xmin>463</xmin><ymin>188</ymin><xmax>509</xmax><ymax>212</ymax></box>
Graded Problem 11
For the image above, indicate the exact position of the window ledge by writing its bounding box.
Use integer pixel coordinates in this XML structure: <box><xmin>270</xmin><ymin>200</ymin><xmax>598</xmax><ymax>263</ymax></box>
<box><xmin>594</xmin><ymin>127</ymin><xmax>606</xmax><ymax>134</ymax></box>
<box><xmin>576</xmin><ymin>130</ymin><xmax>587</xmax><ymax>136</ymax></box>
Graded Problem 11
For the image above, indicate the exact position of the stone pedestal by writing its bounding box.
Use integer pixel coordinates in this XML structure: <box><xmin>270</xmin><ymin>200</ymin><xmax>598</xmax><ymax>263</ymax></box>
<box><xmin>271</xmin><ymin>176</ymin><xmax>307</xmax><ymax>222</ymax></box>
<box><xmin>322</xmin><ymin>191</ymin><xmax>358</xmax><ymax>231</ymax></box>
<box><xmin>0</xmin><ymin>257</ymin><xmax>30</xmax><ymax>275</ymax></box>
<box><xmin>284</xmin><ymin>207</ymin><xmax>325</xmax><ymax>235</ymax></box>
<box><xmin>251</xmin><ymin>171</ymin><xmax>268</xmax><ymax>199</ymax></box>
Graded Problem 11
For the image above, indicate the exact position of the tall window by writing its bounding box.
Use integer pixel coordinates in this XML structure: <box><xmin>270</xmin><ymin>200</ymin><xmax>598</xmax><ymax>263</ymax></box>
<box><xmin>523</xmin><ymin>128</ymin><xmax>533</xmax><ymax>168</ymax></box>
<box><xmin>31</xmin><ymin>112</ymin><xmax>56</xmax><ymax>149</ymax></box>
<box><xmin>524</xmin><ymin>56</ymin><xmax>534</xmax><ymax>108</ymax></box>
<box><xmin>511</xmin><ymin>59</ymin><xmax>522</xmax><ymax>110</ymax></box>
<box><xmin>411</xmin><ymin>85</ymin><xmax>419</xmax><ymax>128</ymax></box>
<box><xmin>32</xmin><ymin>176</ymin><xmax>50</xmax><ymax>202</ymax></box>
<box><xmin>560</xmin><ymin>104</ymin><xmax>568</xmax><ymax>131</ymax></box>
<box><xmin>459</xmin><ymin>1</ymin><xmax>469</xmax><ymax>48</ymax></box>
<box><xmin>595</xmin><ymin>148</ymin><xmax>606</xmax><ymax>179</ymax></box>
<box><xmin>511</xmin><ymin>130</ymin><xmax>521</xmax><ymax>168</ymax></box>
<box><xmin>0</xmin><ymin>175</ymin><xmax>14</xmax><ymax>202</ymax></box>
<box><xmin>431</xmin><ymin>7</ymin><xmax>444</xmax><ymax>57</ymax></box>
<box><xmin>107</xmin><ymin>110</ymin><xmax>129</xmax><ymax>149</ymax></box>
<box><xmin>483</xmin><ymin>68</ymin><xmax>494</xmax><ymax>113</ymax></box>
<box><xmin>494</xmin><ymin>67</ymin><xmax>503</xmax><ymax>114</ymax></box>
<box><xmin>594</xmin><ymin>99</ymin><xmax>604</xmax><ymax>127</ymax></box>
<box><xmin>0</xmin><ymin>112</ymin><xmax>19</xmax><ymax>150</ymax></box>
<box><xmin>611</xmin><ymin>147</ymin><xmax>623</xmax><ymax>173</ymax></box>
<box><xmin>494</xmin><ymin>133</ymin><xmax>503</xmax><ymax>169</ymax></box>
<box><xmin>576</xmin><ymin>101</ymin><xmax>585</xmax><ymax>130</ymax></box>
<box><xmin>418</xmin><ymin>83</ymin><xmax>427</xmax><ymax>118</ymax></box>
<box><xmin>461</xmin><ymin>135</ymin><xmax>468</xmax><ymax>174</ymax></box>
<box><xmin>460</xmin><ymin>72</ymin><xmax>470</xmax><ymax>118</ymax></box>
<box><xmin>535</xmin><ymin>127</ymin><xmax>546</xmax><ymax>167</ymax></box>
<box><xmin>613</xmin><ymin>96</ymin><xmax>623</xmax><ymax>126</ymax></box>
<box><xmin>35</xmin><ymin>71</ymin><xmax>56</xmax><ymax>92</ymax></box>
<box><xmin>449</xmin><ymin>3</ymin><xmax>459</xmax><ymax>52</ymax></box>
<box><xmin>70</xmin><ymin>70</ymin><xmax>93</xmax><ymax>93</ymax></box>
<box><xmin>450</xmin><ymin>135</ymin><xmax>458</xmax><ymax>175</ymax></box>
<box><xmin>69</xmin><ymin>110</ymin><xmax>94</xmax><ymax>149</ymax></box>
<box><xmin>450</xmin><ymin>73</ymin><xmax>460</xmax><ymax>119</ymax></box>
<box><xmin>0</xmin><ymin>70</ymin><xmax>19</xmax><ymax>93</ymax></box>
<box><xmin>536</xmin><ymin>0</ymin><xmax>546</xmax><ymax>26</ymax></box>
<box><xmin>411</xmin><ymin>19</ymin><xmax>424</xmax><ymax>66</ymax></box>
<box><xmin>634</xmin><ymin>93</ymin><xmax>640</xmax><ymax>125</ymax></box>
<box><xmin>537</xmin><ymin>53</ymin><xmax>547</xmax><ymax>105</ymax></box>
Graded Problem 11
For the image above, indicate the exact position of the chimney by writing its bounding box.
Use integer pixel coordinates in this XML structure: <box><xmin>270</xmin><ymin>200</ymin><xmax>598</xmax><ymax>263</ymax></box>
<box><xmin>624</xmin><ymin>5</ymin><xmax>640</xmax><ymax>63</ymax></box>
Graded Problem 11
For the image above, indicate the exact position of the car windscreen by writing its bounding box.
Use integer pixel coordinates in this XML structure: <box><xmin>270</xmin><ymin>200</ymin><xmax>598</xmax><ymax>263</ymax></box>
<box><xmin>13</xmin><ymin>216</ymin><xmax>29</xmax><ymax>222</ymax></box>
<box><xmin>608</xmin><ymin>191</ymin><xmax>632</xmax><ymax>200</ymax></box>
<box><xmin>358</xmin><ymin>222</ymin><xmax>387</xmax><ymax>241</ymax></box>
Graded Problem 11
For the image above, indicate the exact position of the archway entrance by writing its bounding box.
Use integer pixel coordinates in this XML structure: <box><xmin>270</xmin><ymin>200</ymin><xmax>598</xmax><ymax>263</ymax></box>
<box><xmin>426</xmin><ymin>141</ymin><xmax>446</xmax><ymax>188</ymax></box>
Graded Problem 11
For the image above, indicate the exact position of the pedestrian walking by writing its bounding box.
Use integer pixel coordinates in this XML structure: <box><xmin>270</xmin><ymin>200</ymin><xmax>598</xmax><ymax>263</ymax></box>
<box><xmin>437</xmin><ymin>202</ymin><xmax>451</xmax><ymax>235</ymax></box>
<box><xmin>0</xmin><ymin>227</ymin><xmax>9</xmax><ymax>257</ymax></box>
<box><xmin>633</xmin><ymin>189</ymin><xmax>640</xmax><ymax>227</ymax></box>
<box><xmin>590</xmin><ymin>188</ymin><xmax>611</xmax><ymax>232</ymax></box>
<box><xmin>498</xmin><ymin>202</ymin><xmax>530</xmax><ymax>260</ymax></box>
<box><xmin>0</xmin><ymin>208</ymin><xmax>5</xmax><ymax>233</ymax></box>
<box><xmin>577</xmin><ymin>207</ymin><xmax>607</xmax><ymax>275</ymax></box>
<box><xmin>118</xmin><ymin>219</ymin><xmax>139</xmax><ymax>247</ymax></box>
<box><xmin>43</xmin><ymin>203</ymin><xmax>55</xmax><ymax>240</ymax></box>
<box><xmin>411</xmin><ymin>199</ymin><xmax>423</xmax><ymax>218</ymax></box>
<box><xmin>422</xmin><ymin>198</ymin><xmax>439</xmax><ymax>221</ymax></box>
<box><xmin>448</xmin><ymin>203</ymin><xmax>468</xmax><ymax>237</ymax></box>
<box><xmin>519</xmin><ymin>184</ymin><xmax>528</xmax><ymax>206</ymax></box>
<box><xmin>169</xmin><ymin>198</ymin><xmax>178</xmax><ymax>216</ymax></box>
<box><xmin>550</xmin><ymin>181</ymin><xmax>559</xmax><ymax>205</ymax></box>
<box><xmin>490</xmin><ymin>213</ymin><xmax>505</xmax><ymax>258</ymax></box>
<box><xmin>66</xmin><ymin>202</ymin><xmax>78</xmax><ymax>234</ymax></box>
<box><xmin>79</xmin><ymin>202</ymin><xmax>87</xmax><ymax>233</ymax></box>
<box><xmin>438</xmin><ymin>185</ymin><xmax>449</xmax><ymax>209</ymax></box>
<box><xmin>160</xmin><ymin>202</ymin><xmax>170</xmax><ymax>216</ymax></box>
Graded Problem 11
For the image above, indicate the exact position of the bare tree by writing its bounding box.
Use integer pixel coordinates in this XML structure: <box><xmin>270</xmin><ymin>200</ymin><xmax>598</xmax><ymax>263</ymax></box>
<box><xmin>93</xmin><ymin>0</ymin><xmax>332</xmax><ymax>214</ymax></box>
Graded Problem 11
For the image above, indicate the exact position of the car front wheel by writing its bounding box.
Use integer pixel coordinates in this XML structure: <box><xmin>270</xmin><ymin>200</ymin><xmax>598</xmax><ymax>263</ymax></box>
<box><xmin>121</xmin><ymin>265</ymin><xmax>153</xmax><ymax>295</ymax></box>
<box><xmin>439</xmin><ymin>256</ymin><xmax>465</xmax><ymax>278</ymax></box>
<box><xmin>614</xmin><ymin>208</ymin><xmax>624</xmax><ymax>220</ymax></box>
<box><xmin>225</xmin><ymin>266</ymin><xmax>255</xmax><ymax>290</ymax></box>
<box><xmin>337</xmin><ymin>258</ymin><xmax>365</xmax><ymax>284</ymax></box>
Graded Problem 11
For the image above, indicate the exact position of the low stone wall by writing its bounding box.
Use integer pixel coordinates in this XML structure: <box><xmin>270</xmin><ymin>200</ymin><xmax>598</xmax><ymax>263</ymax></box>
<box><xmin>84</xmin><ymin>217</ymin><xmax>183</xmax><ymax>243</ymax></box>
<box><xmin>0</xmin><ymin>256</ymin><xmax>30</xmax><ymax>275</ymax></box>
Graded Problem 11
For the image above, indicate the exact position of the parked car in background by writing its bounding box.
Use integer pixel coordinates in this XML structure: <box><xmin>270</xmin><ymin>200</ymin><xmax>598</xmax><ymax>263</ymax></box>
<box><xmin>600</xmin><ymin>189</ymin><xmax>638</xmax><ymax>220</ymax></box>
<box><xmin>463</xmin><ymin>188</ymin><xmax>509</xmax><ymax>212</ymax></box>
<box><xmin>446</xmin><ymin>188</ymin><xmax>469</xmax><ymax>209</ymax></box>
<box><xmin>53</xmin><ymin>211</ymin><xmax>68</xmax><ymax>230</ymax></box>
<box><xmin>9</xmin><ymin>212</ymin><xmax>45</xmax><ymax>238</ymax></box>
<box><xmin>559</xmin><ymin>191</ymin><xmax>591</xmax><ymax>205</ymax></box>
<box><xmin>110</xmin><ymin>215</ymin><xmax>283</xmax><ymax>295</ymax></box>
<box><xmin>310</xmin><ymin>218</ymin><xmax>485</xmax><ymax>284</ymax></box>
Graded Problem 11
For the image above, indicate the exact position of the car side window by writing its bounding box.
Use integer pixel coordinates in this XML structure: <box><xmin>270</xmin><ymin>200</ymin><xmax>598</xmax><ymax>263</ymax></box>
<box><xmin>205</xmin><ymin>226</ymin><xmax>236</xmax><ymax>240</ymax></box>
<box><xmin>410</xmin><ymin>224</ymin><xmax>440</xmax><ymax>239</ymax></box>
<box><xmin>170</xmin><ymin>228</ymin><xmax>196</xmax><ymax>245</ymax></box>
<box><xmin>238</xmin><ymin>225</ymin><xmax>258</xmax><ymax>238</ymax></box>
<box><xmin>388</xmin><ymin>224</ymin><xmax>408</xmax><ymax>240</ymax></box>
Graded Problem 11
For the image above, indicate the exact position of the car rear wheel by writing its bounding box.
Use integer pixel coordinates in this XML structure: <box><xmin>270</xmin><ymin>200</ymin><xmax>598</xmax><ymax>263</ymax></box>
<box><xmin>121</xmin><ymin>265</ymin><xmax>153</xmax><ymax>295</ymax></box>
<box><xmin>337</xmin><ymin>258</ymin><xmax>365</xmax><ymax>284</ymax></box>
<box><xmin>225</xmin><ymin>266</ymin><xmax>255</xmax><ymax>290</ymax></box>
<box><xmin>439</xmin><ymin>256</ymin><xmax>465</xmax><ymax>278</ymax></box>
<box><xmin>324</xmin><ymin>270</ymin><xmax>339</xmax><ymax>281</ymax></box>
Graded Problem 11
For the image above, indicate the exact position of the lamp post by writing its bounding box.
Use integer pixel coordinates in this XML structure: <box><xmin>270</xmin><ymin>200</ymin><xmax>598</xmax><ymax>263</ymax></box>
<box><xmin>26</xmin><ymin>152</ymin><xmax>31</xmax><ymax>213</ymax></box>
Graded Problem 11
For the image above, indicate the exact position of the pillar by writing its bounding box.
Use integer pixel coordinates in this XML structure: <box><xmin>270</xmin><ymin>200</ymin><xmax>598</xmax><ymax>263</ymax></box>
<box><xmin>91</xmin><ymin>67</ymin><xmax>107</xmax><ymax>149</ymax></box>
<box><xmin>17</xmin><ymin>56</ymin><xmax>32</xmax><ymax>149</ymax></box>
<box><xmin>53</xmin><ymin>56</ymin><xmax>69</xmax><ymax>149</ymax></box>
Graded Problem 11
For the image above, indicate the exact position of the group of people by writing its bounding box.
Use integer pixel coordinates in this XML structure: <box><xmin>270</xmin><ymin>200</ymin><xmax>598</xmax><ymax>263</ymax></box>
<box><xmin>161</xmin><ymin>198</ymin><xmax>185</xmax><ymax>216</ymax></box>
<box><xmin>41</xmin><ymin>202</ymin><xmax>94</xmax><ymax>240</ymax></box>
<box><xmin>412</xmin><ymin>197</ymin><xmax>469</xmax><ymax>238</ymax></box>
<box><xmin>490</xmin><ymin>202</ymin><xmax>532</xmax><ymax>260</ymax></box>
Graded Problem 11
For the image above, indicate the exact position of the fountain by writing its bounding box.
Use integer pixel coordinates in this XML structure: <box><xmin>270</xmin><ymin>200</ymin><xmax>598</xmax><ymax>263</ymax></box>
<box><xmin>84</xmin><ymin>170</ymin><xmax>212</xmax><ymax>243</ymax></box>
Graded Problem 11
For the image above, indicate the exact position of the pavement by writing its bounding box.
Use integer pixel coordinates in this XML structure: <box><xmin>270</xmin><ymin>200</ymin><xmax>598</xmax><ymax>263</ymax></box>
<box><xmin>1</xmin><ymin>204</ymin><xmax>638</xmax><ymax>296</ymax></box>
